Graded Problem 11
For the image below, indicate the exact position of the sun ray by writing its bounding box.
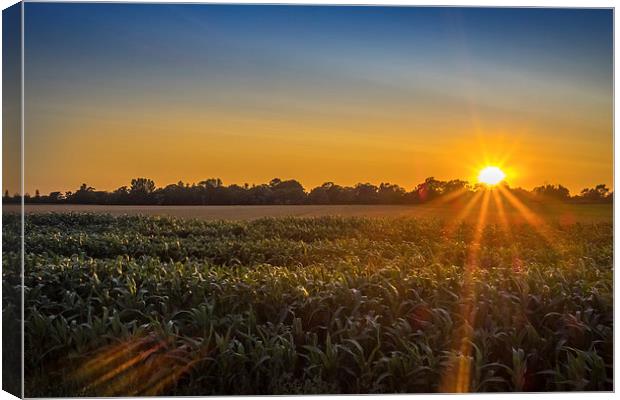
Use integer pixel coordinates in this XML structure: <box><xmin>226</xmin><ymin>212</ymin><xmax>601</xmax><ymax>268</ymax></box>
<box><xmin>84</xmin><ymin>341</ymin><xmax>166</xmax><ymax>392</ymax></box>
<box><xmin>75</xmin><ymin>337</ymin><xmax>152</xmax><ymax>380</ymax></box>
<box><xmin>430</xmin><ymin>187</ymin><xmax>470</xmax><ymax>206</ymax></box>
<box><xmin>443</xmin><ymin>190</ymin><xmax>484</xmax><ymax>238</ymax></box>
<box><xmin>440</xmin><ymin>189</ymin><xmax>491</xmax><ymax>393</ymax></box>
<box><xmin>472</xmin><ymin>189</ymin><xmax>491</xmax><ymax>255</ymax></box>
<box><xmin>70</xmin><ymin>334</ymin><xmax>200</xmax><ymax>397</ymax></box>
<box><xmin>496</xmin><ymin>185</ymin><xmax>559</xmax><ymax>246</ymax></box>
<box><xmin>492</xmin><ymin>189</ymin><xmax>523</xmax><ymax>273</ymax></box>
<box><xmin>419</xmin><ymin>188</ymin><xmax>471</xmax><ymax>222</ymax></box>
<box><xmin>102</xmin><ymin>356</ymin><xmax>167</xmax><ymax>396</ymax></box>
<box><xmin>141</xmin><ymin>361</ymin><xmax>198</xmax><ymax>396</ymax></box>
<box><xmin>491</xmin><ymin>189</ymin><xmax>508</xmax><ymax>228</ymax></box>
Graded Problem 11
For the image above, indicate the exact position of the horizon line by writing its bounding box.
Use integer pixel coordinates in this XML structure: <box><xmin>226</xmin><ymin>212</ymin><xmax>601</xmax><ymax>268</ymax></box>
<box><xmin>12</xmin><ymin>175</ymin><xmax>614</xmax><ymax>198</ymax></box>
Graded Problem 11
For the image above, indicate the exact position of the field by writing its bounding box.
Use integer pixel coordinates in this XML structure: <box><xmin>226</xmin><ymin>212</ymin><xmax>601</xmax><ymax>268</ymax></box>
<box><xmin>6</xmin><ymin>202</ymin><xmax>615</xmax><ymax>223</ymax></box>
<box><xmin>2</xmin><ymin>207</ymin><xmax>613</xmax><ymax>395</ymax></box>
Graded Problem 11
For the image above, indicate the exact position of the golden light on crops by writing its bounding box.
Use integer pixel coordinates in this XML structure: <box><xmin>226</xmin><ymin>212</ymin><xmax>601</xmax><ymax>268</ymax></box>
<box><xmin>437</xmin><ymin>168</ymin><xmax>563</xmax><ymax>393</ymax></box>
<box><xmin>477</xmin><ymin>166</ymin><xmax>506</xmax><ymax>186</ymax></box>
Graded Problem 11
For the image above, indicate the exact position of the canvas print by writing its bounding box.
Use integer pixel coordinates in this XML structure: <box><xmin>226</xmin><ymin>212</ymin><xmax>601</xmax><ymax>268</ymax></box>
<box><xmin>2</xmin><ymin>3</ymin><xmax>613</xmax><ymax>397</ymax></box>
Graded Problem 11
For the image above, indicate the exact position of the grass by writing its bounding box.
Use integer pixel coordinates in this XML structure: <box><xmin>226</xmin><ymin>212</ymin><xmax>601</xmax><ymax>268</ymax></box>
<box><xmin>2</xmin><ymin>212</ymin><xmax>613</xmax><ymax>395</ymax></box>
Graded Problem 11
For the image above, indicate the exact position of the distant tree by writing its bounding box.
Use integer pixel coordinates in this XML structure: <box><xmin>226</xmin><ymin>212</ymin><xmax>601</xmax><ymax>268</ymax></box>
<box><xmin>338</xmin><ymin>187</ymin><xmax>357</xmax><ymax>204</ymax></box>
<box><xmin>270</xmin><ymin>179</ymin><xmax>306</xmax><ymax>204</ymax></box>
<box><xmin>504</xmin><ymin>186</ymin><xmax>532</xmax><ymax>202</ymax></box>
<box><xmin>532</xmin><ymin>184</ymin><xmax>570</xmax><ymax>201</ymax></box>
<box><xmin>578</xmin><ymin>184</ymin><xmax>612</xmax><ymax>203</ymax></box>
<box><xmin>19</xmin><ymin>175</ymin><xmax>610</xmax><ymax>206</ymax></box>
<box><xmin>199</xmin><ymin>178</ymin><xmax>222</xmax><ymax>188</ymax></box>
<box><xmin>443</xmin><ymin>179</ymin><xmax>470</xmax><ymax>194</ymax></box>
<box><xmin>130</xmin><ymin>178</ymin><xmax>155</xmax><ymax>194</ymax></box>
<box><xmin>309</xmin><ymin>182</ymin><xmax>344</xmax><ymax>204</ymax></box>
<box><xmin>196</xmin><ymin>178</ymin><xmax>225</xmax><ymax>204</ymax></box>
<box><xmin>226</xmin><ymin>184</ymin><xmax>249</xmax><ymax>204</ymax></box>
<box><xmin>320</xmin><ymin>182</ymin><xmax>355</xmax><ymax>204</ymax></box>
<box><xmin>156</xmin><ymin>181</ymin><xmax>188</xmax><ymax>205</ymax></box>
<box><xmin>70</xmin><ymin>184</ymin><xmax>97</xmax><ymax>204</ymax></box>
<box><xmin>129</xmin><ymin>178</ymin><xmax>156</xmax><ymax>204</ymax></box>
<box><xmin>414</xmin><ymin>177</ymin><xmax>444</xmax><ymax>203</ymax></box>
<box><xmin>377</xmin><ymin>183</ymin><xmax>406</xmax><ymax>204</ymax></box>
<box><xmin>308</xmin><ymin>185</ymin><xmax>330</xmax><ymax>204</ymax></box>
<box><xmin>354</xmin><ymin>183</ymin><xmax>379</xmax><ymax>204</ymax></box>
<box><xmin>248</xmin><ymin>184</ymin><xmax>274</xmax><ymax>205</ymax></box>
<box><xmin>114</xmin><ymin>186</ymin><xmax>129</xmax><ymax>195</ymax></box>
<box><xmin>2</xmin><ymin>189</ymin><xmax>20</xmax><ymax>204</ymax></box>
<box><xmin>48</xmin><ymin>192</ymin><xmax>63</xmax><ymax>202</ymax></box>
<box><xmin>111</xmin><ymin>186</ymin><xmax>130</xmax><ymax>204</ymax></box>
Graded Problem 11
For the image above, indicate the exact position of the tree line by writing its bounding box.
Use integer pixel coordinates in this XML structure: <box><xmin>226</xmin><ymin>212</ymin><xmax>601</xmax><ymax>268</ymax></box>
<box><xmin>3</xmin><ymin>177</ymin><xmax>613</xmax><ymax>205</ymax></box>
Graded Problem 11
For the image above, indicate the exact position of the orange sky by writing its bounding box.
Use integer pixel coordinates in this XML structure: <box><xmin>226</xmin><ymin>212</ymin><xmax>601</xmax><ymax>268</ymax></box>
<box><xmin>21</xmin><ymin>104</ymin><xmax>612</xmax><ymax>195</ymax></box>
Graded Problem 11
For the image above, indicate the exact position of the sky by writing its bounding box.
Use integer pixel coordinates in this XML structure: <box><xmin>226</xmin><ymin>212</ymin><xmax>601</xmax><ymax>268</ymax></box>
<box><xmin>3</xmin><ymin>3</ymin><xmax>21</xmax><ymax>196</ymax></box>
<box><xmin>11</xmin><ymin>4</ymin><xmax>614</xmax><ymax>195</ymax></box>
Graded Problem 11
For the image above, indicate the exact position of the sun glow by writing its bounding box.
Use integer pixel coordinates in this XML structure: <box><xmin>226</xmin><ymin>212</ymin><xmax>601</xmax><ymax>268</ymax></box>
<box><xmin>478</xmin><ymin>166</ymin><xmax>506</xmax><ymax>186</ymax></box>
<box><xmin>439</xmin><ymin>167</ymin><xmax>561</xmax><ymax>393</ymax></box>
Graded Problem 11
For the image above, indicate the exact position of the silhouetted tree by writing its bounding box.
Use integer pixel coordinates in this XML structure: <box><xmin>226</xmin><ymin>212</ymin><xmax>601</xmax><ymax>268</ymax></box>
<box><xmin>70</xmin><ymin>184</ymin><xmax>97</xmax><ymax>204</ymax></box>
<box><xmin>354</xmin><ymin>183</ymin><xmax>379</xmax><ymax>204</ymax></box>
<box><xmin>19</xmin><ymin>176</ymin><xmax>611</xmax><ymax>206</ymax></box>
<box><xmin>199</xmin><ymin>178</ymin><xmax>222</xmax><ymax>188</ymax></box>
<box><xmin>443</xmin><ymin>179</ymin><xmax>470</xmax><ymax>194</ymax></box>
<box><xmin>129</xmin><ymin>178</ymin><xmax>156</xmax><ymax>203</ymax></box>
<box><xmin>308</xmin><ymin>184</ymin><xmax>330</xmax><ymax>204</ymax></box>
<box><xmin>578</xmin><ymin>184</ymin><xmax>612</xmax><ymax>203</ymax></box>
<box><xmin>532</xmin><ymin>184</ymin><xmax>570</xmax><ymax>201</ymax></box>
<box><xmin>376</xmin><ymin>183</ymin><xmax>406</xmax><ymax>204</ymax></box>
<box><xmin>414</xmin><ymin>177</ymin><xmax>443</xmax><ymax>203</ymax></box>
<box><xmin>270</xmin><ymin>179</ymin><xmax>306</xmax><ymax>204</ymax></box>
<box><xmin>245</xmin><ymin>184</ymin><xmax>271</xmax><ymax>205</ymax></box>
<box><xmin>48</xmin><ymin>192</ymin><xmax>63</xmax><ymax>202</ymax></box>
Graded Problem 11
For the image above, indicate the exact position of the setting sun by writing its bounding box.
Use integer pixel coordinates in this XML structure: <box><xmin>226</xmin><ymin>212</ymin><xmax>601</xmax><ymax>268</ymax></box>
<box><xmin>478</xmin><ymin>166</ymin><xmax>506</xmax><ymax>186</ymax></box>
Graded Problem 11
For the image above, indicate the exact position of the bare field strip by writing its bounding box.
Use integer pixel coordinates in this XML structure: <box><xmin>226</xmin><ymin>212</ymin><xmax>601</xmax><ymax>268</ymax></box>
<box><xmin>3</xmin><ymin>203</ymin><xmax>612</xmax><ymax>223</ymax></box>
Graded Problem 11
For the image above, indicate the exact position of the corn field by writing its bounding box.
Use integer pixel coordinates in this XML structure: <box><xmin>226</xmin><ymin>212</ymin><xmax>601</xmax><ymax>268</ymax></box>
<box><xmin>2</xmin><ymin>213</ymin><xmax>613</xmax><ymax>395</ymax></box>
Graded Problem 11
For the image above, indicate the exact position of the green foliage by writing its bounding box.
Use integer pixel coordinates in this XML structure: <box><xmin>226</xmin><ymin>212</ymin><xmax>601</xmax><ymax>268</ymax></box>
<box><xmin>3</xmin><ymin>213</ymin><xmax>612</xmax><ymax>395</ymax></box>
